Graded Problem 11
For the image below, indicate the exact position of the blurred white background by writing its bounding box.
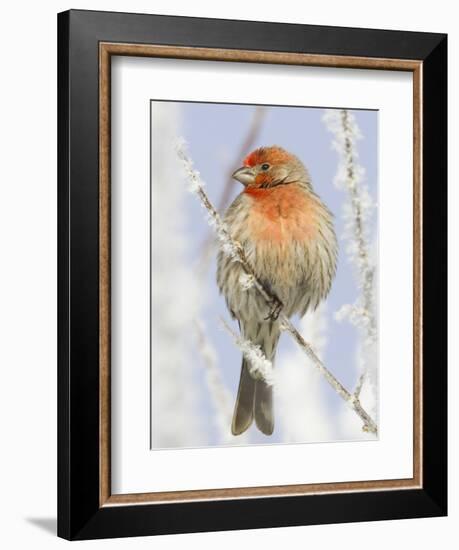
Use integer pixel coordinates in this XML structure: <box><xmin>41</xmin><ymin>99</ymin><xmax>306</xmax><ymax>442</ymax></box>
<box><xmin>0</xmin><ymin>1</ymin><xmax>455</xmax><ymax>548</ymax></box>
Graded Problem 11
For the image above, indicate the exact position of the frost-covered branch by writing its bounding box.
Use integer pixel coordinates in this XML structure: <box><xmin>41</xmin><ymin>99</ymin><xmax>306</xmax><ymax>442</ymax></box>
<box><xmin>219</xmin><ymin>318</ymin><xmax>275</xmax><ymax>386</ymax></box>
<box><xmin>176</xmin><ymin>139</ymin><xmax>378</xmax><ymax>435</ymax></box>
<box><xmin>323</xmin><ymin>109</ymin><xmax>377</xmax><ymax>401</ymax></box>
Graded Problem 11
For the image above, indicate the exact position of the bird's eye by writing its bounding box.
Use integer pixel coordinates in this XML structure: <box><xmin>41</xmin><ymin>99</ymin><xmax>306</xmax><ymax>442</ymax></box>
<box><xmin>261</xmin><ymin>163</ymin><xmax>270</xmax><ymax>171</ymax></box>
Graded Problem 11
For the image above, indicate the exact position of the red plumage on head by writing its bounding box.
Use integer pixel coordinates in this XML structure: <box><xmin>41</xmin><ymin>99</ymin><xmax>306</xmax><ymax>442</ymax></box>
<box><xmin>243</xmin><ymin>146</ymin><xmax>294</xmax><ymax>167</ymax></box>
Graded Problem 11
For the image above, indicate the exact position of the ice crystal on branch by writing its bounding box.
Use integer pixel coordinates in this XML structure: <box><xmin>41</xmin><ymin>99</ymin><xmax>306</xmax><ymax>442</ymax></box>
<box><xmin>239</xmin><ymin>273</ymin><xmax>255</xmax><ymax>291</ymax></box>
<box><xmin>220</xmin><ymin>319</ymin><xmax>275</xmax><ymax>386</ymax></box>
<box><xmin>175</xmin><ymin>137</ymin><xmax>205</xmax><ymax>193</ymax></box>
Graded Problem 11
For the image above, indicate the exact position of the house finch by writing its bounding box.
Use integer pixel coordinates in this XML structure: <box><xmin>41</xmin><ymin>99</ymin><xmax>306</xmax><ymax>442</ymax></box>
<box><xmin>217</xmin><ymin>146</ymin><xmax>337</xmax><ymax>436</ymax></box>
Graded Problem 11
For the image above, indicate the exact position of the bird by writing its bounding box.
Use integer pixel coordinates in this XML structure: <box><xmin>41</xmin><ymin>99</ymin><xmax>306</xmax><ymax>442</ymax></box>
<box><xmin>217</xmin><ymin>145</ymin><xmax>337</xmax><ymax>436</ymax></box>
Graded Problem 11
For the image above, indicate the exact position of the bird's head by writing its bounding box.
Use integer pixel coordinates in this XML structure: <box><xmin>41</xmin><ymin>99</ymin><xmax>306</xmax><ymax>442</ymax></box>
<box><xmin>232</xmin><ymin>146</ymin><xmax>310</xmax><ymax>190</ymax></box>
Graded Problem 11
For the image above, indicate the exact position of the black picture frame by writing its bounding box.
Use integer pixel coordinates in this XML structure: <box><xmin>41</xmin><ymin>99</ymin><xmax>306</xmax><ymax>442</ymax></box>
<box><xmin>58</xmin><ymin>9</ymin><xmax>447</xmax><ymax>540</ymax></box>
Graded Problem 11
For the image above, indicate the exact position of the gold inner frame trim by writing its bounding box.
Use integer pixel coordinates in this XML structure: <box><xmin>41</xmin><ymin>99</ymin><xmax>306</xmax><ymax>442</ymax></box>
<box><xmin>99</xmin><ymin>42</ymin><xmax>423</xmax><ymax>507</ymax></box>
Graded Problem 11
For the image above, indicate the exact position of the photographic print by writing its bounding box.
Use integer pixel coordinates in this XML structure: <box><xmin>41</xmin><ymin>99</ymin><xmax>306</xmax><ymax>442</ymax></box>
<box><xmin>59</xmin><ymin>12</ymin><xmax>447</xmax><ymax>539</ymax></box>
<box><xmin>150</xmin><ymin>100</ymin><xmax>378</xmax><ymax>449</ymax></box>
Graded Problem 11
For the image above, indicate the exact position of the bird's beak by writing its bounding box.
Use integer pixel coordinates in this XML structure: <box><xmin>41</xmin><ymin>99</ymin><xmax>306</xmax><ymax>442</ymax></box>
<box><xmin>232</xmin><ymin>166</ymin><xmax>256</xmax><ymax>186</ymax></box>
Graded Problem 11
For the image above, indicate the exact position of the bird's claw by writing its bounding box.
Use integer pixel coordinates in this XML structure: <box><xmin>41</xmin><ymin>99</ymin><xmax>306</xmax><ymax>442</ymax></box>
<box><xmin>233</xmin><ymin>240</ymin><xmax>244</xmax><ymax>256</ymax></box>
<box><xmin>265</xmin><ymin>298</ymin><xmax>283</xmax><ymax>321</ymax></box>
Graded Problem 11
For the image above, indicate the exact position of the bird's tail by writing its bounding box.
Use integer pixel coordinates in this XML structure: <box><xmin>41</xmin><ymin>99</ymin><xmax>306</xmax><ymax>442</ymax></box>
<box><xmin>254</xmin><ymin>377</ymin><xmax>274</xmax><ymax>435</ymax></box>
<box><xmin>231</xmin><ymin>322</ymin><xmax>279</xmax><ymax>436</ymax></box>
<box><xmin>231</xmin><ymin>359</ymin><xmax>256</xmax><ymax>435</ymax></box>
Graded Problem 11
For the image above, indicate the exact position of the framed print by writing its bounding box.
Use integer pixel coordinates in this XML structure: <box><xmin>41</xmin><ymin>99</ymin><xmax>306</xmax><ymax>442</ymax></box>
<box><xmin>57</xmin><ymin>9</ymin><xmax>447</xmax><ymax>540</ymax></box>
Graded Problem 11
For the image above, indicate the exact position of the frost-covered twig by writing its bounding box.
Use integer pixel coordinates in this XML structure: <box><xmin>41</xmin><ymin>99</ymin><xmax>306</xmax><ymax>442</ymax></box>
<box><xmin>176</xmin><ymin>139</ymin><xmax>378</xmax><ymax>434</ymax></box>
<box><xmin>219</xmin><ymin>318</ymin><xmax>275</xmax><ymax>386</ymax></box>
<box><xmin>323</xmin><ymin>109</ymin><xmax>377</xmax><ymax>400</ymax></box>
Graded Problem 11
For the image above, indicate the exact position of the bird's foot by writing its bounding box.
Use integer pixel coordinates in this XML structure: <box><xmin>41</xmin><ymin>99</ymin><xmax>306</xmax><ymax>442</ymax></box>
<box><xmin>264</xmin><ymin>298</ymin><xmax>283</xmax><ymax>321</ymax></box>
<box><xmin>233</xmin><ymin>239</ymin><xmax>245</xmax><ymax>258</ymax></box>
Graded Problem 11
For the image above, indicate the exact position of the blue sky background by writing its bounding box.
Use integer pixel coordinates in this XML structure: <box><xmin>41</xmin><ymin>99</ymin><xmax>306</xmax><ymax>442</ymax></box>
<box><xmin>151</xmin><ymin>100</ymin><xmax>378</xmax><ymax>447</ymax></box>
